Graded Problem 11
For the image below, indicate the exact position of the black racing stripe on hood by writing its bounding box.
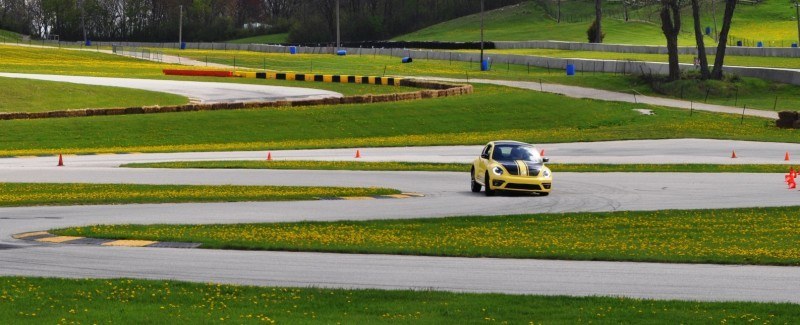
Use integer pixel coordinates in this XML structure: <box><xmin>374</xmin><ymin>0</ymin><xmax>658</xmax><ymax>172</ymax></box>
<box><xmin>497</xmin><ymin>161</ymin><xmax>519</xmax><ymax>175</ymax></box>
<box><xmin>497</xmin><ymin>160</ymin><xmax>543</xmax><ymax>176</ymax></box>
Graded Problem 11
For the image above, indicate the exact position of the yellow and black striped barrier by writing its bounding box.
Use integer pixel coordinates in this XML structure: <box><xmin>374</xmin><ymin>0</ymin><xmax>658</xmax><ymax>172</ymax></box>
<box><xmin>234</xmin><ymin>71</ymin><xmax>402</xmax><ymax>86</ymax></box>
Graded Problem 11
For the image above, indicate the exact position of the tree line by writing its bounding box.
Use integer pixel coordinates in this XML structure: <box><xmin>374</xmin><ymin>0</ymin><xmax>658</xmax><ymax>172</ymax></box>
<box><xmin>0</xmin><ymin>0</ymin><xmax>522</xmax><ymax>43</ymax></box>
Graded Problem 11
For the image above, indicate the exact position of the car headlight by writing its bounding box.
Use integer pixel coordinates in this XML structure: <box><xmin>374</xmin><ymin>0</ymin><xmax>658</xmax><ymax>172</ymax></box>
<box><xmin>542</xmin><ymin>169</ymin><xmax>551</xmax><ymax>178</ymax></box>
<box><xmin>492</xmin><ymin>166</ymin><xmax>504</xmax><ymax>176</ymax></box>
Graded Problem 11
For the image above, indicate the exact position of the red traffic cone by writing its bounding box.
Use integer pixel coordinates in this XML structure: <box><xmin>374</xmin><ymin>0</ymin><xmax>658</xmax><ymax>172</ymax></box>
<box><xmin>731</xmin><ymin>150</ymin><xmax>737</xmax><ymax>159</ymax></box>
<box><xmin>540</xmin><ymin>149</ymin><xmax>545</xmax><ymax>156</ymax></box>
<box><xmin>355</xmin><ymin>150</ymin><xmax>361</xmax><ymax>158</ymax></box>
<box><xmin>785</xmin><ymin>152</ymin><xmax>791</xmax><ymax>161</ymax></box>
<box><xmin>267</xmin><ymin>152</ymin><xmax>272</xmax><ymax>161</ymax></box>
<box><xmin>57</xmin><ymin>154</ymin><xmax>64</xmax><ymax>167</ymax></box>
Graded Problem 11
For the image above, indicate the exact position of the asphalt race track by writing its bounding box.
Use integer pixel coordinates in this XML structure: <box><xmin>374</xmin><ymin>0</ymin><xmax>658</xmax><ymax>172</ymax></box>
<box><xmin>0</xmin><ymin>73</ymin><xmax>342</xmax><ymax>104</ymax></box>
<box><xmin>1</xmin><ymin>139</ymin><xmax>799</xmax><ymax>303</ymax></box>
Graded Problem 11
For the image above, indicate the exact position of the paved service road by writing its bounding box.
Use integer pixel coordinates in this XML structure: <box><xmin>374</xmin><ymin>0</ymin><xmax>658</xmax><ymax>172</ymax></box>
<box><xmin>0</xmin><ymin>139</ymin><xmax>799</xmax><ymax>303</ymax></box>
<box><xmin>0</xmin><ymin>72</ymin><xmax>342</xmax><ymax>104</ymax></box>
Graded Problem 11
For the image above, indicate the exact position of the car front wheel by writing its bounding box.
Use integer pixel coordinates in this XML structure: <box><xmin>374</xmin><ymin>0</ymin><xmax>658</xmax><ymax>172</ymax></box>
<box><xmin>470</xmin><ymin>168</ymin><xmax>481</xmax><ymax>192</ymax></box>
<box><xmin>484</xmin><ymin>172</ymin><xmax>495</xmax><ymax>196</ymax></box>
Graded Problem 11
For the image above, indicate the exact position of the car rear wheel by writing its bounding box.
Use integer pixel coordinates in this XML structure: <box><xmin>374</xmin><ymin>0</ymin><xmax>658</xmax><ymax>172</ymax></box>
<box><xmin>470</xmin><ymin>168</ymin><xmax>481</xmax><ymax>192</ymax></box>
<box><xmin>484</xmin><ymin>172</ymin><xmax>495</xmax><ymax>196</ymax></box>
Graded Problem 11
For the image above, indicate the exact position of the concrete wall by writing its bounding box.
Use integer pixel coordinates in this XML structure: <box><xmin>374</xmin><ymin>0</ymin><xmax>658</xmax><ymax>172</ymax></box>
<box><xmin>494</xmin><ymin>40</ymin><xmax>800</xmax><ymax>58</ymax></box>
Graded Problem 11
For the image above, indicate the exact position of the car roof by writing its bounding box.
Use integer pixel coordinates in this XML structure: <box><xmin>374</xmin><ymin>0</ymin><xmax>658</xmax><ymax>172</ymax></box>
<box><xmin>489</xmin><ymin>140</ymin><xmax>531</xmax><ymax>146</ymax></box>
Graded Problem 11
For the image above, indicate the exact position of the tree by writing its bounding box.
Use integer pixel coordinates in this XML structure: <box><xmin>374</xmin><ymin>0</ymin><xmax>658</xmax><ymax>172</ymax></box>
<box><xmin>711</xmin><ymin>0</ymin><xmax>736</xmax><ymax>80</ymax></box>
<box><xmin>594</xmin><ymin>0</ymin><xmax>602</xmax><ymax>43</ymax></box>
<box><xmin>690</xmin><ymin>0</ymin><xmax>710</xmax><ymax>79</ymax></box>
<box><xmin>659</xmin><ymin>0</ymin><xmax>681</xmax><ymax>81</ymax></box>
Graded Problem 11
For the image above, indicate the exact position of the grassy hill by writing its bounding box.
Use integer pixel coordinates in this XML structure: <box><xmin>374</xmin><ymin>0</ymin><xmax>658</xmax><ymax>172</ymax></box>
<box><xmin>0</xmin><ymin>29</ymin><xmax>21</xmax><ymax>43</ymax></box>
<box><xmin>228</xmin><ymin>33</ymin><xmax>289</xmax><ymax>44</ymax></box>
<box><xmin>396</xmin><ymin>0</ymin><xmax>800</xmax><ymax>46</ymax></box>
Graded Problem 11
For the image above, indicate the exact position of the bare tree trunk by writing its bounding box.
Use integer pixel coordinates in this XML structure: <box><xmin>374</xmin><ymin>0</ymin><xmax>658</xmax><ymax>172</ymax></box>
<box><xmin>660</xmin><ymin>0</ymin><xmax>681</xmax><ymax>81</ymax></box>
<box><xmin>595</xmin><ymin>0</ymin><xmax>602</xmax><ymax>43</ymax></box>
<box><xmin>711</xmin><ymin>0</ymin><xmax>736</xmax><ymax>80</ymax></box>
<box><xmin>691</xmin><ymin>0</ymin><xmax>710</xmax><ymax>79</ymax></box>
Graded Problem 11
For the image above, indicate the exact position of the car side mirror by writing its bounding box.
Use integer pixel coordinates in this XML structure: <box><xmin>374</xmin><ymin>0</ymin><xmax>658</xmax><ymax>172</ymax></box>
<box><xmin>481</xmin><ymin>154</ymin><xmax>489</xmax><ymax>159</ymax></box>
<box><xmin>542</xmin><ymin>158</ymin><xmax>550</xmax><ymax>163</ymax></box>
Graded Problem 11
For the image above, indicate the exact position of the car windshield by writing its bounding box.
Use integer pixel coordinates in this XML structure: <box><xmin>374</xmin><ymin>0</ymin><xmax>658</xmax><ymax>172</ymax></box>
<box><xmin>492</xmin><ymin>144</ymin><xmax>543</xmax><ymax>162</ymax></box>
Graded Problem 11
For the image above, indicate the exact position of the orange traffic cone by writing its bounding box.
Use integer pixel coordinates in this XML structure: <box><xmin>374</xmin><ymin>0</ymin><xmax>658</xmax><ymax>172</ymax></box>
<box><xmin>57</xmin><ymin>154</ymin><xmax>64</xmax><ymax>167</ymax></box>
<box><xmin>785</xmin><ymin>152</ymin><xmax>791</xmax><ymax>161</ymax></box>
<box><xmin>731</xmin><ymin>150</ymin><xmax>737</xmax><ymax>159</ymax></box>
<box><xmin>540</xmin><ymin>149</ymin><xmax>545</xmax><ymax>156</ymax></box>
<box><xmin>267</xmin><ymin>152</ymin><xmax>272</xmax><ymax>161</ymax></box>
<box><xmin>355</xmin><ymin>150</ymin><xmax>361</xmax><ymax>158</ymax></box>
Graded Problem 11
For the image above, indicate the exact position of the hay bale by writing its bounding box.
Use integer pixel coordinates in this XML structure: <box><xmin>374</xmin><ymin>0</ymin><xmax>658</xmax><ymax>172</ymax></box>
<box><xmin>776</xmin><ymin>119</ymin><xmax>795</xmax><ymax>128</ymax></box>
<box><xmin>778</xmin><ymin>111</ymin><xmax>798</xmax><ymax>121</ymax></box>
<box><xmin>125</xmin><ymin>107</ymin><xmax>145</xmax><ymax>114</ymax></box>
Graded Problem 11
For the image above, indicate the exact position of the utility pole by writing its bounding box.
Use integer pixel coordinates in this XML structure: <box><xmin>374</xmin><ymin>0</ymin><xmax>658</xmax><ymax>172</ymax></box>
<box><xmin>712</xmin><ymin>0</ymin><xmax>718</xmax><ymax>41</ymax></box>
<box><xmin>796</xmin><ymin>0</ymin><xmax>800</xmax><ymax>46</ymax></box>
<box><xmin>480</xmin><ymin>0</ymin><xmax>485</xmax><ymax>68</ymax></box>
<box><xmin>336</xmin><ymin>0</ymin><xmax>341</xmax><ymax>51</ymax></box>
<box><xmin>80</xmin><ymin>0</ymin><xmax>87</xmax><ymax>45</ymax></box>
<box><xmin>179</xmin><ymin>5</ymin><xmax>183</xmax><ymax>47</ymax></box>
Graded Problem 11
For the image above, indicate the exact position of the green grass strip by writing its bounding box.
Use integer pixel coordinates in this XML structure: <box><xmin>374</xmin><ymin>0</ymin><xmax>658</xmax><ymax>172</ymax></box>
<box><xmin>54</xmin><ymin>207</ymin><xmax>800</xmax><ymax>266</ymax></box>
<box><xmin>124</xmin><ymin>160</ymin><xmax>800</xmax><ymax>173</ymax></box>
<box><xmin>0</xmin><ymin>183</ymin><xmax>398</xmax><ymax>207</ymax></box>
<box><xmin>2</xmin><ymin>277</ymin><xmax>797</xmax><ymax>323</ymax></box>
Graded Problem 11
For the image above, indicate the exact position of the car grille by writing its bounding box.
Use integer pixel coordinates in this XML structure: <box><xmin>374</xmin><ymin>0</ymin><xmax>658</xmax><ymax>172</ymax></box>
<box><xmin>506</xmin><ymin>183</ymin><xmax>542</xmax><ymax>190</ymax></box>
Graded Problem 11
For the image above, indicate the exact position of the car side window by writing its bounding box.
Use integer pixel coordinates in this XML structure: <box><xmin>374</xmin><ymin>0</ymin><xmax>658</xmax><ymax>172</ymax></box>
<box><xmin>482</xmin><ymin>145</ymin><xmax>492</xmax><ymax>157</ymax></box>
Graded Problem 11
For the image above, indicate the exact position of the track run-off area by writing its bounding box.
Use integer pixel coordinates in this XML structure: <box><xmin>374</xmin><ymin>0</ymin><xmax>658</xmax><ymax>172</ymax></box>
<box><xmin>1</xmin><ymin>139</ymin><xmax>799</xmax><ymax>303</ymax></box>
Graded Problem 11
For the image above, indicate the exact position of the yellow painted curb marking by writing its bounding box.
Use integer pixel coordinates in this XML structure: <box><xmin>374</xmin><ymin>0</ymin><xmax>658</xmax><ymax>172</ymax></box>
<box><xmin>13</xmin><ymin>231</ymin><xmax>49</xmax><ymax>239</ymax></box>
<box><xmin>37</xmin><ymin>236</ymin><xmax>84</xmax><ymax>243</ymax></box>
<box><xmin>341</xmin><ymin>197</ymin><xmax>375</xmax><ymax>201</ymax></box>
<box><xmin>102</xmin><ymin>240</ymin><xmax>158</xmax><ymax>247</ymax></box>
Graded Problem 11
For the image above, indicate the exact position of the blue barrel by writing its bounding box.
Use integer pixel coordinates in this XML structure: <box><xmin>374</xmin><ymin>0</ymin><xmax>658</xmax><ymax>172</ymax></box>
<box><xmin>337</xmin><ymin>50</ymin><xmax>347</xmax><ymax>56</ymax></box>
<box><xmin>85</xmin><ymin>40</ymin><xmax>91</xmax><ymax>46</ymax></box>
<box><xmin>180</xmin><ymin>42</ymin><xmax>186</xmax><ymax>50</ymax></box>
<box><xmin>704</xmin><ymin>26</ymin><xmax>711</xmax><ymax>35</ymax></box>
<box><xmin>566</xmin><ymin>64</ymin><xmax>576</xmax><ymax>76</ymax></box>
<box><xmin>402</xmin><ymin>57</ymin><xmax>413</xmax><ymax>63</ymax></box>
<box><xmin>481</xmin><ymin>59</ymin><xmax>490</xmax><ymax>71</ymax></box>
<box><xmin>757</xmin><ymin>41</ymin><xmax>763</xmax><ymax>48</ymax></box>
<box><xmin>289</xmin><ymin>46</ymin><xmax>297</xmax><ymax>54</ymax></box>
<box><xmin>736</xmin><ymin>40</ymin><xmax>743</xmax><ymax>46</ymax></box>
<box><xmin>793</xmin><ymin>43</ymin><xmax>798</xmax><ymax>48</ymax></box>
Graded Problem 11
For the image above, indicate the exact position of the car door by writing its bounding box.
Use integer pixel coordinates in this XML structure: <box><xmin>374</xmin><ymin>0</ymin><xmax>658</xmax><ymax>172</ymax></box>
<box><xmin>476</xmin><ymin>144</ymin><xmax>492</xmax><ymax>180</ymax></box>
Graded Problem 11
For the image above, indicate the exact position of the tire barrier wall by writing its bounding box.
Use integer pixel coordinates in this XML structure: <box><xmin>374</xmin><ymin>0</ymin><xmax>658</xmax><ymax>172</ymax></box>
<box><xmin>234</xmin><ymin>71</ymin><xmax>403</xmax><ymax>86</ymax></box>
<box><xmin>0</xmin><ymin>80</ymin><xmax>472</xmax><ymax>121</ymax></box>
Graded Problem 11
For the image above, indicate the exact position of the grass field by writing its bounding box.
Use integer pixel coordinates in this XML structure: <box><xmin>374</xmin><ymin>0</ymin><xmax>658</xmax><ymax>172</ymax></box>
<box><xmin>0</xmin><ymin>183</ymin><xmax>398</xmax><ymax>207</ymax></box>
<box><xmin>228</xmin><ymin>33</ymin><xmax>289</xmax><ymax>44</ymax></box>
<box><xmin>124</xmin><ymin>160</ymin><xmax>800</xmax><ymax>174</ymax></box>
<box><xmin>0</xmin><ymin>77</ymin><xmax>188</xmax><ymax>112</ymax></box>
<box><xmin>161</xmin><ymin>47</ymin><xmax>800</xmax><ymax>111</ymax></box>
<box><xmin>0</xmin><ymin>83</ymin><xmax>797</xmax><ymax>157</ymax></box>
<box><xmin>1</xmin><ymin>83</ymin><xmax>797</xmax><ymax>156</ymax></box>
<box><xmin>395</xmin><ymin>0</ymin><xmax>800</xmax><ymax>45</ymax></box>
<box><xmin>54</xmin><ymin>207</ymin><xmax>800</xmax><ymax>265</ymax></box>
<box><xmin>2</xmin><ymin>277</ymin><xmax>797</xmax><ymax>323</ymax></box>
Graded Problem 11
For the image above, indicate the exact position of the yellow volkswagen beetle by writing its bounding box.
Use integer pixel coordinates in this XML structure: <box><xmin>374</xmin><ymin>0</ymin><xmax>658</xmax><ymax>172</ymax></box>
<box><xmin>471</xmin><ymin>141</ymin><xmax>552</xmax><ymax>196</ymax></box>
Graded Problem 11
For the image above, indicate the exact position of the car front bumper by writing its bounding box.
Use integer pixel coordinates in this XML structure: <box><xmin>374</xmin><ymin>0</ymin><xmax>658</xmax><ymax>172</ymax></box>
<box><xmin>489</xmin><ymin>174</ymin><xmax>552</xmax><ymax>193</ymax></box>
